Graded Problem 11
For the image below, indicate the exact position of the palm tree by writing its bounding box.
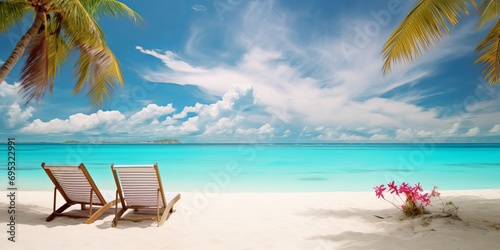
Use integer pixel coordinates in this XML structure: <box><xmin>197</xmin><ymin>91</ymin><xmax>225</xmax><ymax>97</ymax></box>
<box><xmin>382</xmin><ymin>0</ymin><xmax>500</xmax><ymax>85</ymax></box>
<box><xmin>0</xmin><ymin>0</ymin><xmax>141</xmax><ymax>106</ymax></box>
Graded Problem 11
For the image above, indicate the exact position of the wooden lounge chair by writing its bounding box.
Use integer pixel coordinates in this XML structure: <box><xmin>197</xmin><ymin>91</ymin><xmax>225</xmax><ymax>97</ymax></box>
<box><xmin>111</xmin><ymin>163</ymin><xmax>181</xmax><ymax>227</ymax></box>
<box><xmin>41</xmin><ymin>162</ymin><xmax>118</xmax><ymax>224</ymax></box>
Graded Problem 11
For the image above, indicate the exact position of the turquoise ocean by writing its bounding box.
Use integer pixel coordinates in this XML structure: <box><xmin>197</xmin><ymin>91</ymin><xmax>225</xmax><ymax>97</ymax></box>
<box><xmin>2</xmin><ymin>143</ymin><xmax>500</xmax><ymax>192</ymax></box>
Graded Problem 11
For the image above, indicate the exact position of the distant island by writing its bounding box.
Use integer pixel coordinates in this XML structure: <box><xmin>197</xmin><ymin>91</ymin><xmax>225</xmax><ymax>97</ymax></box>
<box><xmin>62</xmin><ymin>138</ymin><xmax>181</xmax><ymax>144</ymax></box>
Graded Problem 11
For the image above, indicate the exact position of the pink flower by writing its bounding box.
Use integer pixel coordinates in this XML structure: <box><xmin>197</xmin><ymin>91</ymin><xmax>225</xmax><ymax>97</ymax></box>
<box><xmin>374</xmin><ymin>181</ymin><xmax>435</xmax><ymax>217</ymax></box>
<box><xmin>431</xmin><ymin>186</ymin><xmax>440</xmax><ymax>197</ymax></box>
<box><xmin>420</xmin><ymin>193</ymin><xmax>431</xmax><ymax>206</ymax></box>
<box><xmin>388</xmin><ymin>181</ymin><xmax>399</xmax><ymax>195</ymax></box>
<box><xmin>399</xmin><ymin>182</ymin><xmax>410</xmax><ymax>194</ymax></box>
<box><xmin>414</xmin><ymin>182</ymin><xmax>423</xmax><ymax>192</ymax></box>
<box><xmin>374</xmin><ymin>184</ymin><xmax>386</xmax><ymax>199</ymax></box>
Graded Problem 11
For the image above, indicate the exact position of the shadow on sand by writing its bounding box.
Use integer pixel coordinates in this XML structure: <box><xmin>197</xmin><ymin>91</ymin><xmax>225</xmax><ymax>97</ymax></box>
<box><xmin>299</xmin><ymin>196</ymin><xmax>500</xmax><ymax>249</ymax></box>
<box><xmin>0</xmin><ymin>202</ymin><xmax>177</xmax><ymax>229</ymax></box>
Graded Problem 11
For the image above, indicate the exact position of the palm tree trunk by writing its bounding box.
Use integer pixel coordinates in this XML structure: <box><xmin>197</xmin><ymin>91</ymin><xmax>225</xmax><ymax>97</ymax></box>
<box><xmin>0</xmin><ymin>11</ymin><xmax>45</xmax><ymax>83</ymax></box>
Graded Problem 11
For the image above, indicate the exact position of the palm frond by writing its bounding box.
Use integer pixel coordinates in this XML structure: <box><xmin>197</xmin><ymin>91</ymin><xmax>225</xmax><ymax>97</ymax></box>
<box><xmin>72</xmin><ymin>46</ymin><xmax>93</xmax><ymax>94</ymax></box>
<box><xmin>383</xmin><ymin>0</ymin><xmax>476</xmax><ymax>74</ymax></box>
<box><xmin>3</xmin><ymin>0</ymin><xmax>139</xmax><ymax>106</ymax></box>
<box><xmin>47</xmin><ymin>13</ymin><xmax>70</xmax><ymax>91</ymax></box>
<box><xmin>88</xmin><ymin>45</ymin><xmax>124</xmax><ymax>106</ymax></box>
<box><xmin>475</xmin><ymin>18</ymin><xmax>500</xmax><ymax>84</ymax></box>
<box><xmin>0</xmin><ymin>0</ymin><xmax>30</xmax><ymax>32</ymax></box>
<box><xmin>58</xmin><ymin>0</ymin><xmax>134</xmax><ymax>106</ymax></box>
<box><xmin>19</xmin><ymin>22</ymin><xmax>49</xmax><ymax>104</ymax></box>
<box><xmin>54</xmin><ymin>0</ymin><xmax>106</xmax><ymax>46</ymax></box>
<box><xmin>83</xmin><ymin>0</ymin><xmax>142</xmax><ymax>23</ymax></box>
<box><xmin>476</xmin><ymin>0</ymin><xmax>500</xmax><ymax>29</ymax></box>
<box><xmin>73</xmin><ymin>44</ymin><xmax>124</xmax><ymax>107</ymax></box>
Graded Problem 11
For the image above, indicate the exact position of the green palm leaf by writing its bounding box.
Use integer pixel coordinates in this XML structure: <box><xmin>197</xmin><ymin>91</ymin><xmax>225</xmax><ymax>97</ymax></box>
<box><xmin>475</xmin><ymin>19</ymin><xmax>500</xmax><ymax>84</ymax></box>
<box><xmin>19</xmin><ymin>20</ymin><xmax>49</xmax><ymax>104</ymax></box>
<box><xmin>72</xmin><ymin>46</ymin><xmax>93</xmax><ymax>95</ymax></box>
<box><xmin>87</xmin><ymin>46</ymin><xmax>123</xmax><ymax>106</ymax></box>
<box><xmin>83</xmin><ymin>0</ymin><xmax>142</xmax><ymax>23</ymax></box>
<box><xmin>57</xmin><ymin>0</ymin><xmax>106</xmax><ymax>46</ymax></box>
<box><xmin>476</xmin><ymin>0</ymin><xmax>500</xmax><ymax>29</ymax></box>
<box><xmin>0</xmin><ymin>0</ymin><xmax>30</xmax><ymax>32</ymax></box>
<box><xmin>382</xmin><ymin>0</ymin><xmax>476</xmax><ymax>74</ymax></box>
<box><xmin>72</xmin><ymin>44</ymin><xmax>124</xmax><ymax>107</ymax></box>
<box><xmin>1</xmin><ymin>0</ymin><xmax>141</xmax><ymax>106</ymax></box>
<box><xmin>47</xmin><ymin>13</ymin><xmax>70</xmax><ymax>92</ymax></box>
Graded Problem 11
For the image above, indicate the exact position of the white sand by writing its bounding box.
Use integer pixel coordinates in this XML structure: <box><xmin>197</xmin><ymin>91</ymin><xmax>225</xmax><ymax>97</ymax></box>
<box><xmin>1</xmin><ymin>190</ymin><xmax>500</xmax><ymax>249</ymax></box>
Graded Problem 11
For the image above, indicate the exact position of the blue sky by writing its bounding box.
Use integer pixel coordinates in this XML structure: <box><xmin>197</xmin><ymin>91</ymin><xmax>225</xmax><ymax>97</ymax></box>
<box><xmin>1</xmin><ymin>0</ymin><xmax>500</xmax><ymax>143</ymax></box>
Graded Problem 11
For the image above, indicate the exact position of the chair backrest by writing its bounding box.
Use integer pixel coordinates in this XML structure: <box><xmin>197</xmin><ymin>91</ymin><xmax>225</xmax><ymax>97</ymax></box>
<box><xmin>111</xmin><ymin>163</ymin><xmax>167</xmax><ymax>208</ymax></box>
<box><xmin>42</xmin><ymin>162</ymin><xmax>106</xmax><ymax>205</ymax></box>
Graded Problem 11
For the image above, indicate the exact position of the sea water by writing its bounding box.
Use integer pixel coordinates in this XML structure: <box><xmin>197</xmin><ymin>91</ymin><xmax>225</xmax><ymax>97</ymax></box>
<box><xmin>2</xmin><ymin>143</ymin><xmax>500</xmax><ymax>192</ymax></box>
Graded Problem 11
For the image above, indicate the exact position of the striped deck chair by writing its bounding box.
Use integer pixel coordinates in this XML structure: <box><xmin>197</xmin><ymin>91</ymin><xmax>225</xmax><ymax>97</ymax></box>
<box><xmin>111</xmin><ymin>163</ymin><xmax>181</xmax><ymax>227</ymax></box>
<box><xmin>42</xmin><ymin>162</ymin><xmax>117</xmax><ymax>224</ymax></box>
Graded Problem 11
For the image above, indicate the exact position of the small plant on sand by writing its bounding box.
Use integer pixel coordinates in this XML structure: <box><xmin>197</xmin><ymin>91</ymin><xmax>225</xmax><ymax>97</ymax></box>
<box><xmin>430</xmin><ymin>186</ymin><xmax>459</xmax><ymax>218</ymax></box>
<box><xmin>374</xmin><ymin>181</ymin><xmax>431</xmax><ymax>217</ymax></box>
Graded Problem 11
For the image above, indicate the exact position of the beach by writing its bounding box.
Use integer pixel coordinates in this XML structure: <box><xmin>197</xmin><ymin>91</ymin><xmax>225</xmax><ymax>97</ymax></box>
<box><xmin>2</xmin><ymin>0</ymin><xmax>500</xmax><ymax>249</ymax></box>
<box><xmin>1</xmin><ymin>190</ymin><xmax>499</xmax><ymax>249</ymax></box>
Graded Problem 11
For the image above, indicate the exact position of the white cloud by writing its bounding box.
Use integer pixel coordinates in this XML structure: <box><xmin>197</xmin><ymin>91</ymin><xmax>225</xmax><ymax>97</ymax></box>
<box><xmin>173</xmin><ymin>104</ymin><xmax>202</xmax><ymax>119</ymax></box>
<box><xmin>7</xmin><ymin>103</ymin><xmax>34</xmax><ymax>127</ymax></box>
<box><xmin>164</xmin><ymin>116</ymin><xmax>177</xmax><ymax>125</ymax></box>
<box><xmin>8</xmin><ymin>2</ymin><xmax>500</xmax><ymax>142</ymax></box>
<box><xmin>0</xmin><ymin>82</ymin><xmax>19</xmax><ymax>104</ymax></box>
<box><xmin>368</xmin><ymin>128</ymin><xmax>382</xmax><ymax>134</ymax></box>
<box><xmin>393</xmin><ymin>121</ymin><xmax>472</xmax><ymax>141</ymax></box>
<box><xmin>465</xmin><ymin>127</ymin><xmax>481</xmax><ymax>136</ymax></box>
<box><xmin>129</xmin><ymin>104</ymin><xmax>175</xmax><ymax>124</ymax></box>
<box><xmin>201</xmin><ymin>85</ymin><xmax>255</xmax><ymax>118</ymax></box>
<box><xmin>370</xmin><ymin>134</ymin><xmax>389</xmax><ymax>141</ymax></box>
<box><xmin>134</xmin><ymin>1</ymin><xmax>495</xmax><ymax>143</ymax></box>
<box><xmin>163</xmin><ymin>85</ymin><xmax>258</xmax><ymax>138</ymax></box>
<box><xmin>314</xmin><ymin>128</ymin><xmax>337</xmax><ymax>141</ymax></box>
<box><xmin>395</xmin><ymin>128</ymin><xmax>439</xmax><ymax>140</ymax></box>
<box><xmin>258</xmin><ymin>124</ymin><xmax>274</xmax><ymax>134</ymax></box>
<box><xmin>192</xmin><ymin>4</ymin><xmax>207</xmax><ymax>12</ymax></box>
<box><xmin>395</xmin><ymin>128</ymin><xmax>414</xmax><ymax>140</ymax></box>
<box><xmin>17</xmin><ymin>86</ymin><xmax>270</xmax><ymax>141</ymax></box>
<box><xmin>415</xmin><ymin>130</ymin><xmax>436</xmax><ymax>137</ymax></box>
<box><xmin>1</xmin><ymin>82</ymin><xmax>37</xmax><ymax>128</ymax></box>
<box><xmin>315</xmin><ymin>126</ymin><xmax>324</xmax><ymax>131</ymax></box>
<box><xmin>171</xmin><ymin>85</ymin><xmax>255</xmax><ymax>126</ymax></box>
<box><xmin>490</xmin><ymin>124</ymin><xmax>500</xmax><ymax>134</ymax></box>
<box><xmin>204</xmin><ymin>116</ymin><xmax>243</xmax><ymax>135</ymax></box>
<box><xmin>444</xmin><ymin>123</ymin><xmax>460</xmax><ymax>135</ymax></box>
<box><xmin>20</xmin><ymin>110</ymin><xmax>126</xmax><ymax>134</ymax></box>
<box><xmin>339</xmin><ymin>133</ymin><xmax>364</xmax><ymax>141</ymax></box>
<box><xmin>465</xmin><ymin>127</ymin><xmax>480</xmax><ymax>136</ymax></box>
<box><xmin>236</xmin><ymin>123</ymin><xmax>271</xmax><ymax>135</ymax></box>
<box><xmin>135</xmin><ymin>46</ymin><xmax>208</xmax><ymax>74</ymax></box>
<box><xmin>138</xmin><ymin>43</ymin><xmax>450</xmax><ymax>135</ymax></box>
<box><xmin>170</xmin><ymin>117</ymin><xmax>200</xmax><ymax>133</ymax></box>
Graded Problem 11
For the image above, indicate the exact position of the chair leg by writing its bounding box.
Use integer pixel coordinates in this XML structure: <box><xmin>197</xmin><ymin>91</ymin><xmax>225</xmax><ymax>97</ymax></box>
<box><xmin>46</xmin><ymin>203</ymin><xmax>73</xmax><ymax>222</ymax></box>
<box><xmin>157</xmin><ymin>194</ymin><xmax>181</xmax><ymax>227</ymax></box>
<box><xmin>48</xmin><ymin>187</ymin><xmax>75</xmax><ymax>222</ymax></box>
<box><xmin>86</xmin><ymin>199</ymin><xmax>118</xmax><ymax>224</ymax></box>
<box><xmin>157</xmin><ymin>189</ymin><xmax>160</xmax><ymax>222</ymax></box>
<box><xmin>113</xmin><ymin>190</ymin><xmax>118</xmax><ymax>227</ymax></box>
<box><xmin>112</xmin><ymin>208</ymin><xmax>127</xmax><ymax>228</ymax></box>
<box><xmin>53</xmin><ymin>187</ymin><xmax>57</xmax><ymax>212</ymax></box>
<box><xmin>89</xmin><ymin>189</ymin><xmax>94</xmax><ymax>217</ymax></box>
